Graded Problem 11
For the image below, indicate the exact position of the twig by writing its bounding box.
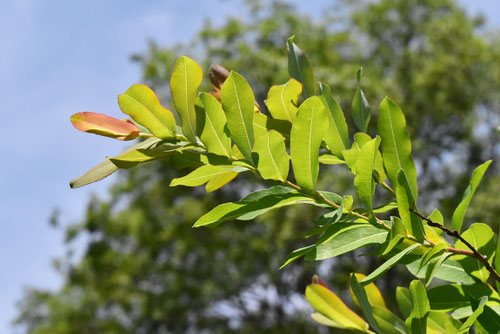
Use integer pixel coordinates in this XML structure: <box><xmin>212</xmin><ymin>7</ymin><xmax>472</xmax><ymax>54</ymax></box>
<box><xmin>410</xmin><ymin>208</ymin><xmax>500</xmax><ymax>283</ymax></box>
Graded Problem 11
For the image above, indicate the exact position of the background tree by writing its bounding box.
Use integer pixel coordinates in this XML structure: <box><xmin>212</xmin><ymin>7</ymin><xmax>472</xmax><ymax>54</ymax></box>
<box><xmin>15</xmin><ymin>0</ymin><xmax>500</xmax><ymax>333</ymax></box>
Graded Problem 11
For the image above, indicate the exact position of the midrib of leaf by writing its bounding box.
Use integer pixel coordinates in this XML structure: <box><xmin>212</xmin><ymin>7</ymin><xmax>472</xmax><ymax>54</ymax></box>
<box><xmin>178</xmin><ymin>169</ymin><xmax>229</xmax><ymax>183</ymax></box>
<box><xmin>387</xmin><ymin>105</ymin><xmax>402</xmax><ymax>171</ymax></box>
<box><xmin>308</xmin><ymin>103</ymin><xmax>314</xmax><ymax>188</ymax></box>
<box><xmin>183</xmin><ymin>62</ymin><xmax>196</xmax><ymax>137</ymax></box>
<box><xmin>266</xmin><ymin>134</ymin><xmax>282</xmax><ymax>179</ymax></box>
<box><xmin>427</xmin><ymin>317</ymin><xmax>445</xmax><ymax>332</ymax></box>
<box><xmin>280</xmin><ymin>86</ymin><xmax>292</xmax><ymax>122</ymax></box>
<box><xmin>124</xmin><ymin>93</ymin><xmax>169</xmax><ymax>133</ymax></box>
<box><xmin>232</xmin><ymin>78</ymin><xmax>252</xmax><ymax>150</ymax></box>
<box><xmin>206</xmin><ymin>113</ymin><xmax>230</xmax><ymax>156</ymax></box>
<box><xmin>330</xmin><ymin>113</ymin><xmax>346</xmax><ymax>151</ymax></box>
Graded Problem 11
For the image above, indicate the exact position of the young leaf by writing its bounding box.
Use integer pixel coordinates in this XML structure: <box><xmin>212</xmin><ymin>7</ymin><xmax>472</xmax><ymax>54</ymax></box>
<box><xmin>378</xmin><ymin>97</ymin><xmax>417</xmax><ymax>199</ymax></box>
<box><xmin>221</xmin><ymin>71</ymin><xmax>256</xmax><ymax>163</ymax></box>
<box><xmin>350</xmin><ymin>274</ymin><xmax>381</xmax><ymax>333</ymax></box>
<box><xmin>319</xmin><ymin>83</ymin><xmax>349</xmax><ymax>158</ymax></box>
<box><xmin>453</xmin><ymin>223</ymin><xmax>495</xmax><ymax>282</ymax></box>
<box><xmin>70</xmin><ymin>137</ymin><xmax>160</xmax><ymax>188</ymax></box>
<box><xmin>70</xmin><ymin>112</ymin><xmax>140</xmax><ymax>140</ymax></box>
<box><xmin>265</xmin><ymin>78</ymin><xmax>302</xmax><ymax>122</ymax></box>
<box><xmin>362</xmin><ymin>243</ymin><xmax>420</xmax><ymax>285</ymax></box>
<box><xmin>305</xmin><ymin>283</ymin><xmax>369</xmax><ymax>332</ymax></box>
<box><xmin>451</xmin><ymin>160</ymin><xmax>492</xmax><ymax>232</ymax></box>
<box><xmin>253</xmin><ymin>130</ymin><xmax>289</xmax><ymax>181</ymax></box>
<box><xmin>170</xmin><ymin>56</ymin><xmax>203</xmax><ymax>143</ymax></box>
<box><xmin>396</xmin><ymin>169</ymin><xmax>426</xmax><ymax>242</ymax></box>
<box><xmin>381</xmin><ymin>216</ymin><xmax>407</xmax><ymax>255</ymax></box>
<box><xmin>457</xmin><ymin>296</ymin><xmax>488</xmax><ymax>333</ymax></box>
<box><xmin>343</xmin><ymin>133</ymin><xmax>386</xmax><ymax>182</ymax></box>
<box><xmin>286</xmin><ymin>36</ymin><xmax>315</xmax><ymax>98</ymax></box>
<box><xmin>405</xmin><ymin>280</ymin><xmax>430</xmax><ymax>334</ymax></box>
<box><xmin>352</xmin><ymin>68</ymin><xmax>371</xmax><ymax>132</ymax></box>
<box><xmin>118</xmin><ymin>84</ymin><xmax>176</xmax><ymax>139</ymax></box>
<box><xmin>306</xmin><ymin>224</ymin><xmax>387</xmax><ymax>261</ymax></box>
<box><xmin>424</xmin><ymin>251</ymin><xmax>452</xmax><ymax>287</ymax></box>
<box><xmin>418</xmin><ymin>243</ymin><xmax>447</xmax><ymax>273</ymax></box>
<box><xmin>193</xmin><ymin>187</ymin><xmax>317</xmax><ymax>227</ymax></box>
<box><xmin>290</xmin><ymin>96</ymin><xmax>328</xmax><ymax>191</ymax></box>
<box><xmin>170</xmin><ymin>165</ymin><xmax>243</xmax><ymax>188</ymax></box>
<box><xmin>354</xmin><ymin>137</ymin><xmax>381</xmax><ymax>215</ymax></box>
<box><xmin>198</xmin><ymin>93</ymin><xmax>232</xmax><ymax>157</ymax></box>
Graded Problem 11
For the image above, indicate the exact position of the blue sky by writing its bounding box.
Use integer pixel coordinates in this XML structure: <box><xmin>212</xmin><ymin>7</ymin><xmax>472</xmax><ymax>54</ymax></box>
<box><xmin>0</xmin><ymin>0</ymin><xmax>498</xmax><ymax>332</ymax></box>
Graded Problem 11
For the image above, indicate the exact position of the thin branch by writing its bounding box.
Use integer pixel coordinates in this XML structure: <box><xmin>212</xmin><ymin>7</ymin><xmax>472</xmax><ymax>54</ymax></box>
<box><xmin>410</xmin><ymin>209</ymin><xmax>500</xmax><ymax>283</ymax></box>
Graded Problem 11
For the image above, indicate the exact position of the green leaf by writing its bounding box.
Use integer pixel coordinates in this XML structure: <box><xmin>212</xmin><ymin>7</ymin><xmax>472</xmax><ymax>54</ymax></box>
<box><xmin>350</xmin><ymin>274</ymin><xmax>381</xmax><ymax>333</ymax></box>
<box><xmin>193</xmin><ymin>186</ymin><xmax>316</xmax><ymax>227</ymax></box>
<box><xmin>378</xmin><ymin>97</ymin><xmax>417</xmax><ymax>199</ymax></box>
<box><xmin>451</xmin><ymin>160</ymin><xmax>492</xmax><ymax>232</ymax></box>
<box><xmin>497</xmin><ymin>225</ymin><xmax>500</xmax><ymax>291</ymax></box>
<box><xmin>118</xmin><ymin>84</ymin><xmax>176</xmax><ymax>139</ymax></box>
<box><xmin>354</xmin><ymin>137</ymin><xmax>381</xmax><ymax>215</ymax></box>
<box><xmin>343</xmin><ymin>133</ymin><xmax>386</xmax><ymax>182</ymax></box>
<box><xmin>372</xmin><ymin>306</ymin><xmax>408</xmax><ymax>334</ymax></box>
<box><xmin>170</xmin><ymin>56</ymin><xmax>203</xmax><ymax>142</ymax></box>
<box><xmin>221</xmin><ymin>71</ymin><xmax>256</xmax><ymax>163</ymax></box>
<box><xmin>286</xmin><ymin>36</ymin><xmax>315</xmax><ymax>99</ymax></box>
<box><xmin>306</xmin><ymin>224</ymin><xmax>387</xmax><ymax>261</ymax></box>
<box><xmin>424</xmin><ymin>251</ymin><xmax>452</xmax><ymax>287</ymax></box>
<box><xmin>311</xmin><ymin>312</ymin><xmax>343</xmax><ymax>328</ymax></box>
<box><xmin>381</xmin><ymin>216</ymin><xmax>407</xmax><ymax>255</ymax></box>
<box><xmin>427</xmin><ymin>311</ymin><xmax>461</xmax><ymax>333</ymax></box>
<box><xmin>265</xmin><ymin>78</ymin><xmax>302</xmax><ymax>122</ymax></box>
<box><xmin>69</xmin><ymin>137</ymin><xmax>160</xmax><ymax>188</ymax></box>
<box><xmin>70</xmin><ymin>112</ymin><xmax>140</xmax><ymax>141</ymax></box>
<box><xmin>319</xmin><ymin>153</ymin><xmax>345</xmax><ymax>165</ymax></box>
<box><xmin>170</xmin><ymin>165</ymin><xmax>244</xmax><ymax>188</ymax></box>
<box><xmin>314</xmin><ymin>206</ymin><xmax>344</xmax><ymax>226</ymax></box>
<box><xmin>457</xmin><ymin>296</ymin><xmax>488</xmax><ymax>333</ymax></box>
<box><xmin>198</xmin><ymin>93</ymin><xmax>232</xmax><ymax>157</ymax></box>
<box><xmin>405</xmin><ymin>280</ymin><xmax>430</xmax><ymax>334</ymax></box>
<box><xmin>352</xmin><ymin>68</ymin><xmax>371</xmax><ymax>132</ymax></box>
<box><xmin>396</xmin><ymin>287</ymin><xmax>412</xmax><ymax>318</ymax></box>
<box><xmin>319</xmin><ymin>83</ymin><xmax>349</xmax><ymax>158</ymax></box>
<box><xmin>205</xmin><ymin>169</ymin><xmax>239</xmax><ymax>192</ymax></box>
<box><xmin>427</xmin><ymin>284</ymin><xmax>469</xmax><ymax>311</ymax></box>
<box><xmin>280</xmin><ymin>244</ymin><xmax>315</xmax><ymax>269</ymax></box>
<box><xmin>290</xmin><ymin>96</ymin><xmax>328</xmax><ymax>191</ymax></box>
<box><xmin>475</xmin><ymin>303</ymin><xmax>500</xmax><ymax>333</ymax></box>
<box><xmin>453</xmin><ymin>223</ymin><xmax>495</xmax><ymax>282</ymax></box>
<box><xmin>407</xmin><ymin>258</ymin><xmax>476</xmax><ymax>285</ymax></box>
<box><xmin>350</xmin><ymin>273</ymin><xmax>387</xmax><ymax>310</ymax></box>
<box><xmin>362</xmin><ymin>243</ymin><xmax>420</xmax><ymax>285</ymax></box>
<box><xmin>253</xmin><ymin>130</ymin><xmax>289</xmax><ymax>181</ymax></box>
<box><xmin>305</xmin><ymin>283</ymin><xmax>369</xmax><ymax>332</ymax></box>
<box><xmin>418</xmin><ymin>243</ymin><xmax>447</xmax><ymax>274</ymax></box>
<box><xmin>396</xmin><ymin>169</ymin><xmax>426</xmax><ymax>242</ymax></box>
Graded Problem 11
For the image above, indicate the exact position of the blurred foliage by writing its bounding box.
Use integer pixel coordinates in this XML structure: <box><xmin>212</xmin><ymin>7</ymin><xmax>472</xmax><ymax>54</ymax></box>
<box><xmin>16</xmin><ymin>0</ymin><xmax>500</xmax><ymax>333</ymax></box>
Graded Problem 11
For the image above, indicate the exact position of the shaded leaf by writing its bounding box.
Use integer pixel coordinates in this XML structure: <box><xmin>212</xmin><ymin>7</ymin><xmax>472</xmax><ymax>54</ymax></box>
<box><xmin>286</xmin><ymin>36</ymin><xmax>315</xmax><ymax>98</ymax></box>
<box><xmin>396</xmin><ymin>287</ymin><xmax>412</xmax><ymax>319</ymax></box>
<box><xmin>372</xmin><ymin>306</ymin><xmax>408</xmax><ymax>334</ymax></box>
<box><xmin>351</xmin><ymin>68</ymin><xmax>371</xmax><ymax>132</ymax></box>
<box><xmin>290</xmin><ymin>96</ymin><xmax>328</xmax><ymax>191</ymax></box>
<box><xmin>405</xmin><ymin>280</ymin><xmax>430</xmax><ymax>334</ymax></box>
<box><xmin>424</xmin><ymin>251</ymin><xmax>452</xmax><ymax>287</ymax></box>
<box><xmin>118</xmin><ymin>84</ymin><xmax>176</xmax><ymax>139</ymax></box>
<box><xmin>452</xmin><ymin>160</ymin><xmax>492</xmax><ymax>232</ymax></box>
<box><xmin>457</xmin><ymin>296</ymin><xmax>487</xmax><ymax>333</ymax></box>
<box><xmin>280</xmin><ymin>244</ymin><xmax>315</xmax><ymax>269</ymax></box>
<box><xmin>396</xmin><ymin>169</ymin><xmax>425</xmax><ymax>242</ymax></box>
<box><xmin>350</xmin><ymin>274</ymin><xmax>381</xmax><ymax>333</ymax></box>
<box><xmin>350</xmin><ymin>273</ymin><xmax>387</xmax><ymax>310</ymax></box>
<box><xmin>381</xmin><ymin>216</ymin><xmax>407</xmax><ymax>255</ymax></box>
<box><xmin>221</xmin><ymin>71</ymin><xmax>255</xmax><ymax>163</ymax></box>
<box><xmin>407</xmin><ymin>257</ymin><xmax>476</xmax><ymax>285</ymax></box>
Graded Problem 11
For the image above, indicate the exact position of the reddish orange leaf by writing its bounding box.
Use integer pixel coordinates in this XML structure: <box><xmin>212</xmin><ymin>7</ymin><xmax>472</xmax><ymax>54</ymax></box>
<box><xmin>71</xmin><ymin>112</ymin><xmax>140</xmax><ymax>141</ymax></box>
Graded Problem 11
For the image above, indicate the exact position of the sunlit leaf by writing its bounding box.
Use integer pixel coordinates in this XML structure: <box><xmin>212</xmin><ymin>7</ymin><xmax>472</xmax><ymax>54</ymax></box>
<box><xmin>170</xmin><ymin>164</ymin><xmax>245</xmax><ymax>189</ymax></box>
<box><xmin>198</xmin><ymin>93</ymin><xmax>232</xmax><ymax>157</ymax></box>
<box><xmin>170</xmin><ymin>56</ymin><xmax>203</xmax><ymax>142</ymax></box>
<box><xmin>396</xmin><ymin>169</ymin><xmax>425</xmax><ymax>242</ymax></box>
<box><xmin>451</xmin><ymin>160</ymin><xmax>492</xmax><ymax>232</ymax></box>
<box><xmin>405</xmin><ymin>280</ymin><xmax>430</xmax><ymax>334</ymax></box>
<box><xmin>427</xmin><ymin>311</ymin><xmax>461</xmax><ymax>334</ymax></box>
<box><xmin>381</xmin><ymin>216</ymin><xmax>407</xmax><ymax>255</ymax></box>
<box><xmin>70</xmin><ymin>112</ymin><xmax>140</xmax><ymax>140</ymax></box>
<box><xmin>221</xmin><ymin>71</ymin><xmax>256</xmax><ymax>163</ymax></box>
<box><xmin>118</xmin><ymin>84</ymin><xmax>176</xmax><ymax>139</ymax></box>
<box><xmin>280</xmin><ymin>244</ymin><xmax>315</xmax><ymax>269</ymax></box>
<box><xmin>354</xmin><ymin>137</ymin><xmax>381</xmax><ymax>215</ymax></box>
<box><xmin>305</xmin><ymin>283</ymin><xmax>369</xmax><ymax>332</ymax></box>
<box><xmin>407</xmin><ymin>257</ymin><xmax>476</xmax><ymax>285</ymax></box>
<box><xmin>372</xmin><ymin>306</ymin><xmax>408</xmax><ymax>334</ymax></box>
<box><xmin>319</xmin><ymin>82</ymin><xmax>349</xmax><ymax>158</ymax></box>
<box><xmin>319</xmin><ymin>153</ymin><xmax>345</xmax><ymax>165</ymax></box>
<box><xmin>290</xmin><ymin>96</ymin><xmax>328</xmax><ymax>191</ymax></box>
<box><xmin>378</xmin><ymin>97</ymin><xmax>417</xmax><ymax>198</ymax></box>
<box><xmin>424</xmin><ymin>251</ymin><xmax>452</xmax><ymax>287</ymax></box>
<box><xmin>265</xmin><ymin>78</ymin><xmax>302</xmax><ymax>122</ymax></box>
<box><xmin>253</xmin><ymin>130</ymin><xmax>289</xmax><ymax>181</ymax></box>
<box><xmin>205</xmin><ymin>169</ymin><xmax>239</xmax><ymax>192</ymax></box>
<box><xmin>350</xmin><ymin>274</ymin><xmax>381</xmax><ymax>333</ymax></box>
<box><xmin>396</xmin><ymin>287</ymin><xmax>412</xmax><ymax>319</ymax></box>
<box><xmin>287</xmin><ymin>35</ymin><xmax>315</xmax><ymax>98</ymax></box>
<box><xmin>349</xmin><ymin>273</ymin><xmax>387</xmax><ymax>310</ymax></box>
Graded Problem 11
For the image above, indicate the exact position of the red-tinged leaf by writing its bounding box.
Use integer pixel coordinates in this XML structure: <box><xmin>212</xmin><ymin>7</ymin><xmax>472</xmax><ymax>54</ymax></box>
<box><xmin>70</xmin><ymin>112</ymin><xmax>139</xmax><ymax>140</ymax></box>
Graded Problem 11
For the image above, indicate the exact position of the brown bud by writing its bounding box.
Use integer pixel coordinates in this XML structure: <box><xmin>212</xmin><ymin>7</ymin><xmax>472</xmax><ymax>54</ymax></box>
<box><xmin>209</xmin><ymin>64</ymin><xmax>230</xmax><ymax>90</ymax></box>
<box><xmin>312</xmin><ymin>274</ymin><xmax>328</xmax><ymax>288</ymax></box>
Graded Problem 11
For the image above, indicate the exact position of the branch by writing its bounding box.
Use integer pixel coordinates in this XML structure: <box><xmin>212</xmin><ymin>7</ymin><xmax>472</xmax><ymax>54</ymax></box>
<box><xmin>410</xmin><ymin>209</ymin><xmax>500</xmax><ymax>283</ymax></box>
